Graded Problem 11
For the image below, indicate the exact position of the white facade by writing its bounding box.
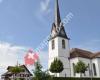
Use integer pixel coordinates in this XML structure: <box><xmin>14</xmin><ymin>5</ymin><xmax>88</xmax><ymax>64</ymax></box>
<box><xmin>70</xmin><ymin>57</ymin><xmax>91</xmax><ymax>77</ymax></box>
<box><xmin>48</xmin><ymin>37</ymin><xmax>70</xmax><ymax>77</ymax></box>
<box><xmin>92</xmin><ymin>58</ymin><xmax>100</xmax><ymax>77</ymax></box>
<box><xmin>70</xmin><ymin>57</ymin><xmax>100</xmax><ymax>78</ymax></box>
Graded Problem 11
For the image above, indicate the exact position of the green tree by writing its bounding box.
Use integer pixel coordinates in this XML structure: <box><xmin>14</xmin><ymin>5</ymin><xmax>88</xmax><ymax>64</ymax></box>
<box><xmin>49</xmin><ymin>58</ymin><xmax>64</xmax><ymax>77</ymax></box>
<box><xmin>33</xmin><ymin>61</ymin><xmax>42</xmax><ymax>80</ymax></box>
<box><xmin>33</xmin><ymin>60</ymin><xmax>51</xmax><ymax>80</ymax></box>
<box><xmin>9</xmin><ymin>66</ymin><xmax>24</xmax><ymax>80</ymax></box>
<box><xmin>74</xmin><ymin>60</ymin><xmax>88</xmax><ymax>77</ymax></box>
<box><xmin>9</xmin><ymin>66</ymin><xmax>24</xmax><ymax>73</ymax></box>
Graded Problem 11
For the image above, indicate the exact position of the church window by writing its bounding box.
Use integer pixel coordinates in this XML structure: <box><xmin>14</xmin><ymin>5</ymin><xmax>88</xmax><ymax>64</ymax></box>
<box><xmin>62</xmin><ymin>39</ymin><xmax>65</xmax><ymax>49</ymax></box>
<box><xmin>93</xmin><ymin>63</ymin><xmax>97</xmax><ymax>76</ymax></box>
<box><xmin>52</xmin><ymin>40</ymin><xmax>55</xmax><ymax>50</ymax></box>
<box><xmin>88</xmin><ymin>64</ymin><xmax>91</xmax><ymax>76</ymax></box>
<box><xmin>65</xmin><ymin>73</ymin><xmax>66</xmax><ymax>77</ymax></box>
<box><xmin>73</xmin><ymin>63</ymin><xmax>75</xmax><ymax>76</ymax></box>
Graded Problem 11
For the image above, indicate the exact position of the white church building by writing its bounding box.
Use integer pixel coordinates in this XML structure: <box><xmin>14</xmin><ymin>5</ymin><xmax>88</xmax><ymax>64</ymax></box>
<box><xmin>48</xmin><ymin>0</ymin><xmax>100</xmax><ymax>78</ymax></box>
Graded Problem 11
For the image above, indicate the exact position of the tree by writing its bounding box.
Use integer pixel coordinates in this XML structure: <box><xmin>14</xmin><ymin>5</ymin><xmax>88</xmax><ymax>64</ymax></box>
<box><xmin>33</xmin><ymin>60</ymin><xmax>51</xmax><ymax>80</ymax></box>
<box><xmin>49</xmin><ymin>58</ymin><xmax>64</xmax><ymax>77</ymax></box>
<box><xmin>9</xmin><ymin>66</ymin><xmax>24</xmax><ymax>73</ymax></box>
<box><xmin>74</xmin><ymin>60</ymin><xmax>88</xmax><ymax>77</ymax></box>
<box><xmin>9</xmin><ymin>66</ymin><xmax>24</xmax><ymax>80</ymax></box>
<box><xmin>33</xmin><ymin>60</ymin><xmax>43</xmax><ymax>80</ymax></box>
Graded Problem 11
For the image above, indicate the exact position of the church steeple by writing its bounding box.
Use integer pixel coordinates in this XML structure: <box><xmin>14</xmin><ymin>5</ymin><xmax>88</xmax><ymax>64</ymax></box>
<box><xmin>50</xmin><ymin>0</ymin><xmax>69</xmax><ymax>40</ymax></box>
<box><xmin>55</xmin><ymin>0</ymin><xmax>61</xmax><ymax>27</ymax></box>
<box><xmin>48</xmin><ymin>0</ymin><xmax>71</xmax><ymax>77</ymax></box>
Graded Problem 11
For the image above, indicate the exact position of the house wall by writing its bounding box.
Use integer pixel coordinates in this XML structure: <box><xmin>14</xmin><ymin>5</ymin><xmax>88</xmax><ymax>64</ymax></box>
<box><xmin>70</xmin><ymin>58</ymin><xmax>79</xmax><ymax>77</ymax></box>
<box><xmin>92</xmin><ymin>58</ymin><xmax>100</xmax><ymax>77</ymax></box>
<box><xmin>70</xmin><ymin>57</ymin><xmax>100</xmax><ymax>78</ymax></box>
<box><xmin>70</xmin><ymin>57</ymin><xmax>91</xmax><ymax>77</ymax></box>
<box><xmin>97</xmin><ymin>58</ymin><xmax>100</xmax><ymax>77</ymax></box>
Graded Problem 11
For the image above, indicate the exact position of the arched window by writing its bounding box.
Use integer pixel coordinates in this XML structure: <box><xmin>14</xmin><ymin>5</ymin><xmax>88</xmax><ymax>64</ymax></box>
<box><xmin>62</xmin><ymin>39</ymin><xmax>65</xmax><ymax>49</ymax></box>
<box><xmin>73</xmin><ymin>63</ymin><xmax>75</xmax><ymax>76</ymax></box>
<box><xmin>65</xmin><ymin>73</ymin><xmax>66</xmax><ymax>77</ymax></box>
<box><xmin>88</xmin><ymin>64</ymin><xmax>91</xmax><ymax>76</ymax></box>
<box><xmin>93</xmin><ymin>63</ymin><xmax>97</xmax><ymax>76</ymax></box>
<box><xmin>52</xmin><ymin>40</ymin><xmax>55</xmax><ymax>50</ymax></box>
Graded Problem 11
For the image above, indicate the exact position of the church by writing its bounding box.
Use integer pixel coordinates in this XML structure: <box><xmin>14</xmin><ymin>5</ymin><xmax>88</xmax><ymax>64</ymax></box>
<box><xmin>48</xmin><ymin>0</ymin><xmax>100</xmax><ymax>78</ymax></box>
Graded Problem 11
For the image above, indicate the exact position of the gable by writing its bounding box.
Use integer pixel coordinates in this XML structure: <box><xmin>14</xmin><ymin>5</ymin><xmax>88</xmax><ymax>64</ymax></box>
<box><xmin>7</xmin><ymin>65</ymin><xmax>32</xmax><ymax>75</ymax></box>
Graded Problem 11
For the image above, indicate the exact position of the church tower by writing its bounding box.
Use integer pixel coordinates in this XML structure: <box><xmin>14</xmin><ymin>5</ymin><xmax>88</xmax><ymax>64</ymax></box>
<box><xmin>48</xmin><ymin>0</ymin><xmax>71</xmax><ymax>77</ymax></box>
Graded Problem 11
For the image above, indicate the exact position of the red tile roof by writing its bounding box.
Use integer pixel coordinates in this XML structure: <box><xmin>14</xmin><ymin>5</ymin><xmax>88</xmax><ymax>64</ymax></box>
<box><xmin>70</xmin><ymin>48</ymin><xmax>94</xmax><ymax>59</ymax></box>
<box><xmin>91</xmin><ymin>52</ymin><xmax>100</xmax><ymax>59</ymax></box>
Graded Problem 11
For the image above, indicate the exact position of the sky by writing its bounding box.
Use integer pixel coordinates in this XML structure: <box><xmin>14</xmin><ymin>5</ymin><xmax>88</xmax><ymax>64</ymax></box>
<box><xmin>0</xmin><ymin>0</ymin><xmax>100</xmax><ymax>76</ymax></box>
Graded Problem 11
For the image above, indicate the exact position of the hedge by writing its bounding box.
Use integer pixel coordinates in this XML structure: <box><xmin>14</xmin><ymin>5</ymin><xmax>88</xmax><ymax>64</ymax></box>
<box><xmin>32</xmin><ymin>77</ymin><xmax>100</xmax><ymax>80</ymax></box>
<box><xmin>50</xmin><ymin>77</ymin><xmax>100</xmax><ymax>80</ymax></box>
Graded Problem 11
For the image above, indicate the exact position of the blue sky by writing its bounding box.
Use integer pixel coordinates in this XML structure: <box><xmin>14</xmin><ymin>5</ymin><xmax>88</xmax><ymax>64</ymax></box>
<box><xmin>0</xmin><ymin>0</ymin><xmax>100</xmax><ymax>75</ymax></box>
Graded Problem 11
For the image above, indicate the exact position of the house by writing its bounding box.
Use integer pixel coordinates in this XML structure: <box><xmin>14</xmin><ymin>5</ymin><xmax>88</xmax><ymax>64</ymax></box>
<box><xmin>1</xmin><ymin>65</ymin><xmax>33</xmax><ymax>80</ymax></box>
<box><xmin>48</xmin><ymin>0</ymin><xmax>100</xmax><ymax>77</ymax></box>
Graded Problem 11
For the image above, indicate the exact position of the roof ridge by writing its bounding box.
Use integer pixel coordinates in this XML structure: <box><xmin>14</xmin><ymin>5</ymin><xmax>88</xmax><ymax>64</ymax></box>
<box><xmin>71</xmin><ymin>48</ymin><xmax>93</xmax><ymax>54</ymax></box>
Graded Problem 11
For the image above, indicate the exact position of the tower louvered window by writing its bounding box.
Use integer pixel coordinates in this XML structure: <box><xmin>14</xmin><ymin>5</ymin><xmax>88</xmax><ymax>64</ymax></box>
<box><xmin>52</xmin><ymin>40</ymin><xmax>55</xmax><ymax>50</ymax></box>
<box><xmin>62</xmin><ymin>39</ymin><xmax>65</xmax><ymax>49</ymax></box>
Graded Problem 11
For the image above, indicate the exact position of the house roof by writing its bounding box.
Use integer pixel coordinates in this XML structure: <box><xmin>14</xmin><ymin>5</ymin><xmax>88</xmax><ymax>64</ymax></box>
<box><xmin>91</xmin><ymin>52</ymin><xmax>100</xmax><ymax>59</ymax></box>
<box><xmin>2</xmin><ymin>65</ymin><xmax>32</xmax><ymax>77</ymax></box>
<box><xmin>70</xmin><ymin>48</ymin><xmax>100</xmax><ymax>59</ymax></box>
<box><xmin>1</xmin><ymin>72</ymin><xmax>13</xmax><ymax>77</ymax></box>
<box><xmin>70</xmin><ymin>48</ymin><xmax>93</xmax><ymax>59</ymax></box>
<box><xmin>21</xmin><ymin>65</ymin><xmax>33</xmax><ymax>76</ymax></box>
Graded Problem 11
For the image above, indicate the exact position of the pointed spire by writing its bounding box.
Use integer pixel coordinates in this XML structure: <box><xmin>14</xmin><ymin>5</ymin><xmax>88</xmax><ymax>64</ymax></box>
<box><xmin>55</xmin><ymin>0</ymin><xmax>61</xmax><ymax>27</ymax></box>
<box><xmin>49</xmin><ymin>0</ymin><xmax>69</xmax><ymax>40</ymax></box>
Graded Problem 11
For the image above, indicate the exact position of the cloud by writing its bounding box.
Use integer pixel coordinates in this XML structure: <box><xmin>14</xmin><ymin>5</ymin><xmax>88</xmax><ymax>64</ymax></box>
<box><xmin>73</xmin><ymin>39</ymin><xmax>100</xmax><ymax>52</ymax></box>
<box><xmin>40</xmin><ymin>0</ymin><xmax>51</xmax><ymax>14</ymax></box>
<box><xmin>0</xmin><ymin>41</ymin><xmax>27</xmax><ymax>76</ymax></box>
<box><xmin>0</xmin><ymin>41</ymin><xmax>49</xmax><ymax>76</ymax></box>
<box><xmin>35</xmin><ymin>0</ymin><xmax>51</xmax><ymax>23</ymax></box>
<box><xmin>39</xmin><ymin>51</ymin><xmax>48</xmax><ymax>70</ymax></box>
